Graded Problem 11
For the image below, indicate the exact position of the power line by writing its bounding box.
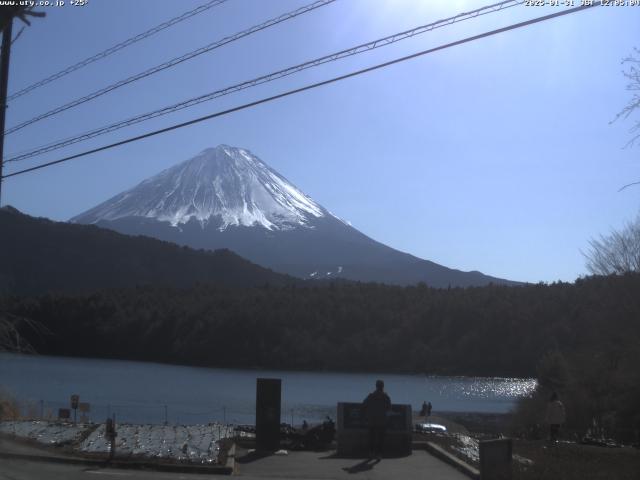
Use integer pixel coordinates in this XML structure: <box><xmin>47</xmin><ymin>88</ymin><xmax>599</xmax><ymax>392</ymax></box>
<box><xmin>6</xmin><ymin>0</ymin><xmax>229</xmax><ymax>102</ymax></box>
<box><xmin>1</xmin><ymin>2</ymin><xmax>600</xmax><ymax>181</ymax></box>
<box><xmin>5</xmin><ymin>0</ymin><xmax>524</xmax><ymax>163</ymax></box>
<box><xmin>3</xmin><ymin>0</ymin><xmax>337</xmax><ymax>136</ymax></box>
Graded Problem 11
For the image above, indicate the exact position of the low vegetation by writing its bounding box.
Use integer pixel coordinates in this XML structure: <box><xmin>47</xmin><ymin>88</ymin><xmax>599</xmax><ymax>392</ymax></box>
<box><xmin>512</xmin><ymin>440</ymin><xmax>640</xmax><ymax>480</ymax></box>
<box><xmin>0</xmin><ymin>389</ymin><xmax>19</xmax><ymax>421</ymax></box>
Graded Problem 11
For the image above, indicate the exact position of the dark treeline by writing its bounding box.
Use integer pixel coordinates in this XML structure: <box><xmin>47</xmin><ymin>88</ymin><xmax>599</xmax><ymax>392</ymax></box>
<box><xmin>4</xmin><ymin>274</ymin><xmax>640</xmax><ymax>440</ymax></box>
<box><xmin>2</xmin><ymin>273</ymin><xmax>638</xmax><ymax>375</ymax></box>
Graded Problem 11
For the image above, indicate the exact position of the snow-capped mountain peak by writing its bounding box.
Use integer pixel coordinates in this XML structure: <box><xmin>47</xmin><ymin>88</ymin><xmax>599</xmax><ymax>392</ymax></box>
<box><xmin>72</xmin><ymin>145</ymin><xmax>327</xmax><ymax>231</ymax></box>
<box><xmin>71</xmin><ymin>144</ymin><xmax>518</xmax><ymax>287</ymax></box>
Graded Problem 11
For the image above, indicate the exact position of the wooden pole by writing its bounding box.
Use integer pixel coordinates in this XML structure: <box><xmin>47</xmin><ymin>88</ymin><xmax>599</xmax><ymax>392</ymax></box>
<box><xmin>0</xmin><ymin>18</ymin><xmax>13</xmax><ymax>205</ymax></box>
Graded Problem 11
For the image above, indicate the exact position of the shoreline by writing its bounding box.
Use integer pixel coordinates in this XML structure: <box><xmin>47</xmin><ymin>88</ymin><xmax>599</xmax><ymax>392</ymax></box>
<box><xmin>0</xmin><ymin>351</ymin><xmax>537</xmax><ymax>380</ymax></box>
<box><xmin>436</xmin><ymin>411</ymin><xmax>514</xmax><ymax>435</ymax></box>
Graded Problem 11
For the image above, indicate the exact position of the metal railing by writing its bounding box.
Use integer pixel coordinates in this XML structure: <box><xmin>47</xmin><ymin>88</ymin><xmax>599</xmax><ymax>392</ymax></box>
<box><xmin>5</xmin><ymin>398</ymin><xmax>335</xmax><ymax>427</ymax></box>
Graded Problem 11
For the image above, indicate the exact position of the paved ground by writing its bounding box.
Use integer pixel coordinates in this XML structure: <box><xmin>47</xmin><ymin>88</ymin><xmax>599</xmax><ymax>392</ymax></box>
<box><xmin>0</xmin><ymin>458</ymin><xmax>218</xmax><ymax>480</ymax></box>
<box><xmin>234</xmin><ymin>449</ymin><xmax>469</xmax><ymax>479</ymax></box>
<box><xmin>0</xmin><ymin>435</ymin><xmax>470</xmax><ymax>480</ymax></box>
<box><xmin>0</xmin><ymin>451</ymin><xmax>470</xmax><ymax>480</ymax></box>
<box><xmin>0</xmin><ymin>435</ymin><xmax>64</xmax><ymax>457</ymax></box>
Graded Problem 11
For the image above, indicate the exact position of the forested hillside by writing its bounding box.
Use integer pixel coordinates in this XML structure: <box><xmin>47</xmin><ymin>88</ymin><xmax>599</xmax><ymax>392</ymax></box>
<box><xmin>0</xmin><ymin>206</ymin><xmax>294</xmax><ymax>294</ymax></box>
<box><xmin>4</xmin><ymin>274</ymin><xmax>639</xmax><ymax>377</ymax></box>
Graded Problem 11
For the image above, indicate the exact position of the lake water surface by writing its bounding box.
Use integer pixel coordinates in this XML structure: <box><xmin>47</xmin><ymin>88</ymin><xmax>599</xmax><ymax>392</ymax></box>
<box><xmin>0</xmin><ymin>353</ymin><xmax>535</xmax><ymax>425</ymax></box>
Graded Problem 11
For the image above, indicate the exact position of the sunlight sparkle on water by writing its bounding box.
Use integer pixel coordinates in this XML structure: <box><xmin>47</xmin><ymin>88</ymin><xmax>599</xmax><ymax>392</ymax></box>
<box><xmin>461</xmin><ymin>378</ymin><xmax>537</xmax><ymax>398</ymax></box>
<box><xmin>430</xmin><ymin>377</ymin><xmax>537</xmax><ymax>400</ymax></box>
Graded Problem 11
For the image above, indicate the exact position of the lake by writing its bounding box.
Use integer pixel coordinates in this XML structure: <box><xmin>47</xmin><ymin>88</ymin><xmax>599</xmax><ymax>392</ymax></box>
<box><xmin>0</xmin><ymin>353</ymin><xmax>535</xmax><ymax>425</ymax></box>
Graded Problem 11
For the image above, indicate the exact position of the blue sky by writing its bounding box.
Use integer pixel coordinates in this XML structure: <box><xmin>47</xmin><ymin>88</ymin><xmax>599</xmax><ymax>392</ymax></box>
<box><xmin>2</xmin><ymin>0</ymin><xmax>639</xmax><ymax>283</ymax></box>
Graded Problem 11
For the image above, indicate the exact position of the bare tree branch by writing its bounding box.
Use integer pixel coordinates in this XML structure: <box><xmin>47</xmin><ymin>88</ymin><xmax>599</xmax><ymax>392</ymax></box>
<box><xmin>0</xmin><ymin>311</ymin><xmax>49</xmax><ymax>353</ymax></box>
<box><xmin>584</xmin><ymin>215</ymin><xmax>640</xmax><ymax>275</ymax></box>
<box><xmin>612</xmin><ymin>47</ymin><xmax>640</xmax><ymax>150</ymax></box>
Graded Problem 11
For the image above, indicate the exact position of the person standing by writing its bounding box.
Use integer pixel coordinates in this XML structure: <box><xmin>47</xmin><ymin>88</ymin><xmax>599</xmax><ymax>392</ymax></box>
<box><xmin>427</xmin><ymin>401</ymin><xmax>432</xmax><ymax>417</ymax></box>
<box><xmin>105</xmin><ymin>417</ymin><xmax>117</xmax><ymax>460</ymax></box>
<box><xmin>546</xmin><ymin>391</ymin><xmax>566</xmax><ymax>444</ymax></box>
<box><xmin>363</xmin><ymin>380</ymin><xmax>391</xmax><ymax>458</ymax></box>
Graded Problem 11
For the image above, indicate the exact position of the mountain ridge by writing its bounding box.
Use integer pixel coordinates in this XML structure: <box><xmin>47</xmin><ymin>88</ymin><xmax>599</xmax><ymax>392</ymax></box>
<box><xmin>72</xmin><ymin>145</ymin><xmax>520</xmax><ymax>287</ymax></box>
<box><xmin>0</xmin><ymin>205</ymin><xmax>296</xmax><ymax>295</ymax></box>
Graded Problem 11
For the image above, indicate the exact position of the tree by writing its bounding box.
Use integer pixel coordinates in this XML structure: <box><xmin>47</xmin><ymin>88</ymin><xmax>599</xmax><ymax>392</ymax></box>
<box><xmin>584</xmin><ymin>215</ymin><xmax>640</xmax><ymax>275</ymax></box>
<box><xmin>0</xmin><ymin>298</ymin><xmax>47</xmax><ymax>353</ymax></box>
<box><xmin>613</xmin><ymin>48</ymin><xmax>640</xmax><ymax>148</ymax></box>
<box><xmin>613</xmin><ymin>48</ymin><xmax>640</xmax><ymax>192</ymax></box>
<box><xmin>536</xmin><ymin>350</ymin><xmax>570</xmax><ymax>391</ymax></box>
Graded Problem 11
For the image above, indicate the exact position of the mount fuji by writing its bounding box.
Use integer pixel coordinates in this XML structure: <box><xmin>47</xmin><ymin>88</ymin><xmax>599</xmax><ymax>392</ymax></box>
<box><xmin>71</xmin><ymin>145</ymin><xmax>516</xmax><ymax>287</ymax></box>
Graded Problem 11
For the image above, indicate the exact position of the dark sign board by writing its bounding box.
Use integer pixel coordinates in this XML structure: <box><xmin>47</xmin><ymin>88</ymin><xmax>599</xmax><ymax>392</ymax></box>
<box><xmin>341</xmin><ymin>402</ymin><xmax>409</xmax><ymax>431</ymax></box>
<box><xmin>58</xmin><ymin>408</ymin><xmax>71</xmax><ymax>419</ymax></box>
<box><xmin>337</xmin><ymin>402</ymin><xmax>412</xmax><ymax>456</ymax></box>
<box><xmin>256</xmin><ymin>378</ymin><xmax>281</xmax><ymax>451</ymax></box>
<box><xmin>480</xmin><ymin>438</ymin><xmax>512</xmax><ymax>480</ymax></box>
<box><xmin>70</xmin><ymin>394</ymin><xmax>79</xmax><ymax>410</ymax></box>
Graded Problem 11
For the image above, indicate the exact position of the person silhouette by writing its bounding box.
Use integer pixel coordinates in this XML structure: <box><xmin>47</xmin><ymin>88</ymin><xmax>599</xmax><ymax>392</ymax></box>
<box><xmin>546</xmin><ymin>391</ymin><xmax>566</xmax><ymax>444</ymax></box>
<box><xmin>362</xmin><ymin>380</ymin><xmax>391</xmax><ymax>459</ymax></box>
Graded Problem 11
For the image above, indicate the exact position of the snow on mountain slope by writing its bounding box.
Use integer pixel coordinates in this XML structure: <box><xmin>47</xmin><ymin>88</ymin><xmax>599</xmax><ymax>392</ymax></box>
<box><xmin>71</xmin><ymin>144</ymin><xmax>519</xmax><ymax>287</ymax></box>
<box><xmin>72</xmin><ymin>145</ymin><xmax>327</xmax><ymax>231</ymax></box>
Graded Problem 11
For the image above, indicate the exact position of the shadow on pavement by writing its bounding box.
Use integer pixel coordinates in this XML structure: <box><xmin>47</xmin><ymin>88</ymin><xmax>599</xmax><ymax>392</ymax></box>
<box><xmin>236</xmin><ymin>450</ymin><xmax>274</xmax><ymax>464</ymax></box>
<box><xmin>319</xmin><ymin>451</ymin><xmax>411</xmax><ymax>460</ymax></box>
<box><xmin>342</xmin><ymin>458</ymin><xmax>381</xmax><ymax>474</ymax></box>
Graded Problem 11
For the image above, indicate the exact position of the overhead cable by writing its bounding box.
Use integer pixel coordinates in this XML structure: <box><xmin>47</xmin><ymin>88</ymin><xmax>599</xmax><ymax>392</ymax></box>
<box><xmin>4</xmin><ymin>0</ymin><xmax>336</xmax><ymax>136</ymax></box>
<box><xmin>5</xmin><ymin>0</ymin><xmax>523</xmax><ymax>162</ymax></box>
<box><xmin>7</xmin><ymin>0</ymin><xmax>229</xmax><ymax>101</ymax></box>
<box><xmin>1</xmin><ymin>2</ymin><xmax>600</xmax><ymax>180</ymax></box>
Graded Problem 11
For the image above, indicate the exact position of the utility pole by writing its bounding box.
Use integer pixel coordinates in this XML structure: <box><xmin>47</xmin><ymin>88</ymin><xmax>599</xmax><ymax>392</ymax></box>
<box><xmin>0</xmin><ymin>18</ymin><xmax>13</xmax><ymax>205</ymax></box>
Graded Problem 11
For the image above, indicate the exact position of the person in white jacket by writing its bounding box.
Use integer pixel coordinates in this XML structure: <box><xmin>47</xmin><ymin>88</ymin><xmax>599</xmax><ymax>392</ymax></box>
<box><xmin>546</xmin><ymin>391</ymin><xmax>566</xmax><ymax>443</ymax></box>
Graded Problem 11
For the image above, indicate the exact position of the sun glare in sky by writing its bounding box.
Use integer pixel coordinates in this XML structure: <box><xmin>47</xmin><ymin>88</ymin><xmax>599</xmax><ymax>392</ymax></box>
<box><xmin>382</xmin><ymin>0</ymin><xmax>470</xmax><ymax>13</ymax></box>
